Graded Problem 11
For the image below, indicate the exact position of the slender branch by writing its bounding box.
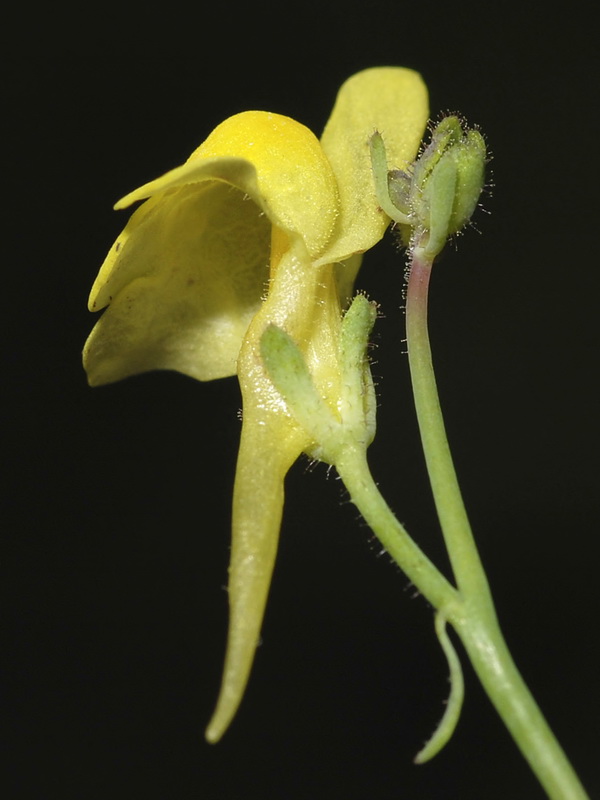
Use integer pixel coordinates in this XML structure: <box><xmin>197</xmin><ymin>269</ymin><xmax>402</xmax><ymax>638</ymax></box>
<box><xmin>335</xmin><ymin>446</ymin><xmax>460</xmax><ymax>615</ymax></box>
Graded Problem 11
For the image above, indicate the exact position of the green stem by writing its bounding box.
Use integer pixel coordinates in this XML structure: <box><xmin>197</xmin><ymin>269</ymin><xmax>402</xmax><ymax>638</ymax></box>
<box><xmin>405</xmin><ymin>250</ymin><xmax>493</xmax><ymax>608</ymax></box>
<box><xmin>456</xmin><ymin>616</ymin><xmax>589</xmax><ymax>800</ymax></box>
<box><xmin>335</xmin><ymin>446</ymin><xmax>459</xmax><ymax>616</ymax></box>
<box><xmin>403</xmin><ymin>247</ymin><xmax>589</xmax><ymax>800</ymax></box>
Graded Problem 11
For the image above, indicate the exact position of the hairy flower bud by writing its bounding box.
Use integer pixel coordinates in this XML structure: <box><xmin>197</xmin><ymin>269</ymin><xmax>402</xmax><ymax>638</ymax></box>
<box><xmin>377</xmin><ymin>115</ymin><xmax>487</xmax><ymax>258</ymax></box>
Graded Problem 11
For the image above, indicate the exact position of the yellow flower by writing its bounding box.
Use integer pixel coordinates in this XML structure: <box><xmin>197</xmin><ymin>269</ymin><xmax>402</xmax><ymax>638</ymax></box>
<box><xmin>83</xmin><ymin>67</ymin><xmax>428</xmax><ymax>741</ymax></box>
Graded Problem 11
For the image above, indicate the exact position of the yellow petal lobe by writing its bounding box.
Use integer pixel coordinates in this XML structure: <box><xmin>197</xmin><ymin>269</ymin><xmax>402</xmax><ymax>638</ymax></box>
<box><xmin>84</xmin><ymin>180</ymin><xmax>270</xmax><ymax>384</ymax></box>
<box><xmin>190</xmin><ymin>112</ymin><xmax>339</xmax><ymax>258</ymax></box>
<box><xmin>318</xmin><ymin>66</ymin><xmax>429</xmax><ymax>265</ymax></box>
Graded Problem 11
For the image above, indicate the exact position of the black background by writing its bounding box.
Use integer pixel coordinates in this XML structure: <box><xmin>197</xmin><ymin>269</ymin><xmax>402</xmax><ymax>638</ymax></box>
<box><xmin>5</xmin><ymin>3</ymin><xmax>599</xmax><ymax>798</ymax></box>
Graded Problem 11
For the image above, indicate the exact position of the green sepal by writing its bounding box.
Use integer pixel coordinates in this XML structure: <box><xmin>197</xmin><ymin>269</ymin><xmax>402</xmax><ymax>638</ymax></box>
<box><xmin>446</xmin><ymin>129</ymin><xmax>486</xmax><ymax>238</ymax></box>
<box><xmin>260</xmin><ymin>294</ymin><xmax>378</xmax><ymax>465</ymax></box>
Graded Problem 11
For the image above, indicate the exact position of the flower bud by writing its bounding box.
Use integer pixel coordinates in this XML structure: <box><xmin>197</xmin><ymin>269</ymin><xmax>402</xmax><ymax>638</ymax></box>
<box><xmin>410</xmin><ymin>116</ymin><xmax>486</xmax><ymax>257</ymax></box>
<box><xmin>382</xmin><ymin>115</ymin><xmax>487</xmax><ymax>258</ymax></box>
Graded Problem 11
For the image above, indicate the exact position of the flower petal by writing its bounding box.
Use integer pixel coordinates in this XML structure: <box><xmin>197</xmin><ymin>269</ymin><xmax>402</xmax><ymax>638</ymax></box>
<box><xmin>317</xmin><ymin>67</ymin><xmax>429</xmax><ymax>265</ymax></box>
<box><xmin>84</xmin><ymin>179</ymin><xmax>270</xmax><ymax>384</ymax></box>
<box><xmin>84</xmin><ymin>112</ymin><xmax>341</xmax><ymax>386</ymax></box>
<box><xmin>111</xmin><ymin>111</ymin><xmax>340</xmax><ymax>261</ymax></box>
<box><xmin>89</xmin><ymin>157</ymin><xmax>261</xmax><ymax>313</ymax></box>
<box><xmin>190</xmin><ymin>111</ymin><xmax>340</xmax><ymax>259</ymax></box>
